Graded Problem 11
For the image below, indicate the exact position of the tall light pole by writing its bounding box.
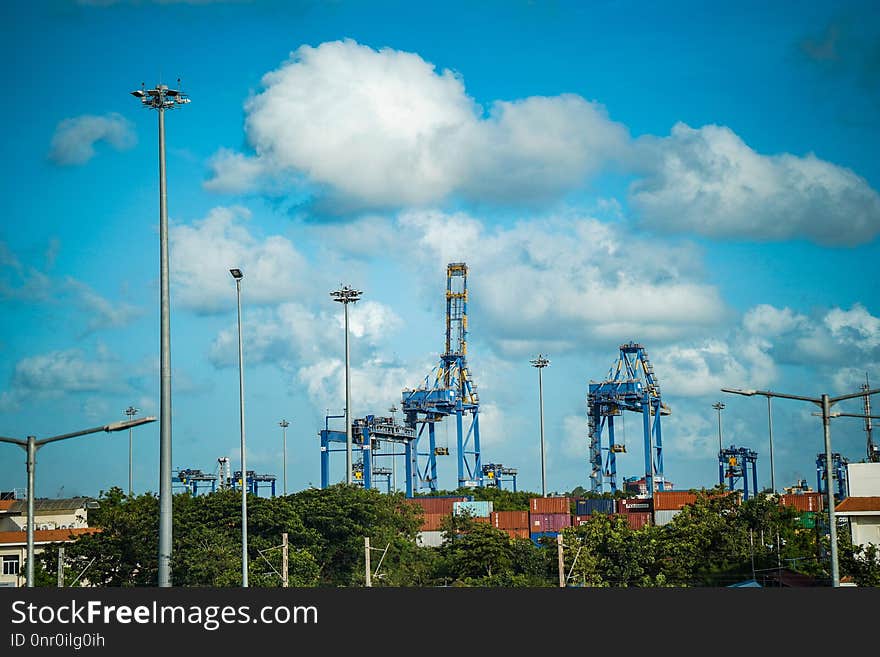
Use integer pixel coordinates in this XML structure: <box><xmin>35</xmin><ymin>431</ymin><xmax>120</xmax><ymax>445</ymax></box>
<box><xmin>712</xmin><ymin>401</ymin><xmax>725</xmax><ymax>454</ymax></box>
<box><xmin>530</xmin><ymin>355</ymin><xmax>550</xmax><ymax>497</ymax></box>
<box><xmin>722</xmin><ymin>385</ymin><xmax>880</xmax><ymax>588</ymax></box>
<box><xmin>330</xmin><ymin>284</ymin><xmax>362</xmax><ymax>485</ymax></box>
<box><xmin>389</xmin><ymin>405</ymin><xmax>398</xmax><ymax>492</ymax></box>
<box><xmin>124</xmin><ymin>406</ymin><xmax>139</xmax><ymax>497</ymax></box>
<box><xmin>230</xmin><ymin>268</ymin><xmax>248</xmax><ymax>587</ymax></box>
<box><xmin>131</xmin><ymin>80</ymin><xmax>189</xmax><ymax>588</ymax></box>
<box><xmin>279</xmin><ymin>419</ymin><xmax>290</xmax><ymax>496</ymax></box>
<box><xmin>0</xmin><ymin>417</ymin><xmax>156</xmax><ymax>587</ymax></box>
<box><xmin>766</xmin><ymin>396</ymin><xmax>776</xmax><ymax>493</ymax></box>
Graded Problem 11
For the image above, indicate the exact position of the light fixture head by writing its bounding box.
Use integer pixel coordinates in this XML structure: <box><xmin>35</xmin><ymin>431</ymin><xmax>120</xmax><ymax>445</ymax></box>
<box><xmin>229</xmin><ymin>268</ymin><xmax>243</xmax><ymax>280</ymax></box>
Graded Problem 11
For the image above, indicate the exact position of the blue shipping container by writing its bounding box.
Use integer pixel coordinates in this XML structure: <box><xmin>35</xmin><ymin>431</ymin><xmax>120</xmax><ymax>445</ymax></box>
<box><xmin>576</xmin><ymin>498</ymin><xmax>616</xmax><ymax>516</ymax></box>
<box><xmin>453</xmin><ymin>500</ymin><xmax>493</xmax><ymax>517</ymax></box>
<box><xmin>530</xmin><ymin>531</ymin><xmax>558</xmax><ymax>547</ymax></box>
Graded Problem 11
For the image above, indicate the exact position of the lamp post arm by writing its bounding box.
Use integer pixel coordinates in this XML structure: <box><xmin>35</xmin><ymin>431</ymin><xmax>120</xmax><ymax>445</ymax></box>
<box><xmin>37</xmin><ymin>417</ymin><xmax>157</xmax><ymax>446</ymax></box>
<box><xmin>721</xmin><ymin>388</ymin><xmax>821</xmax><ymax>405</ymax></box>
<box><xmin>830</xmin><ymin>387</ymin><xmax>880</xmax><ymax>404</ymax></box>
<box><xmin>0</xmin><ymin>436</ymin><xmax>26</xmax><ymax>447</ymax></box>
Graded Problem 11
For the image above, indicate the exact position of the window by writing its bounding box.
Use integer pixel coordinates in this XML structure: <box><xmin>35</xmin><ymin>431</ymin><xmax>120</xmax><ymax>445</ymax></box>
<box><xmin>2</xmin><ymin>555</ymin><xmax>20</xmax><ymax>576</ymax></box>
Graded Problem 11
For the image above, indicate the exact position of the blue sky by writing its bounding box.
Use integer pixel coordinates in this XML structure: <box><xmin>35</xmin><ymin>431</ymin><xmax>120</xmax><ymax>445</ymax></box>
<box><xmin>2</xmin><ymin>0</ymin><xmax>879</xmax><ymax>500</ymax></box>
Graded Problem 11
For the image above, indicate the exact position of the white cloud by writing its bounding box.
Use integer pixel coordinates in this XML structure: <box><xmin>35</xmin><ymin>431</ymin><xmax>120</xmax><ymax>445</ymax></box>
<box><xmin>391</xmin><ymin>209</ymin><xmax>727</xmax><ymax>353</ymax></box>
<box><xmin>630</xmin><ymin>122</ymin><xmax>880</xmax><ymax>246</ymax></box>
<box><xmin>824</xmin><ymin>304</ymin><xmax>880</xmax><ymax>350</ymax></box>
<box><xmin>64</xmin><ymin>277</ymin><xmax>142</xmax><ymax>332</ymax></box>
<box><xmin>206</xmin><ymin>39</ymin><xmax>629</xmax><ymax>208</ymax></box>
<box><xmin>296</xmin><ymin>357</ymin><xmax>412</xmax><ymax>416</ymax></box>
<box><xmin>48</xmin><ymin>113</ymin><xmax>136</xmax><ymax>166</ymax></box>
<box><xmin>170</xmin><ymin>206</ymin><xmax>309</xmax><ymax>314</ymax></box>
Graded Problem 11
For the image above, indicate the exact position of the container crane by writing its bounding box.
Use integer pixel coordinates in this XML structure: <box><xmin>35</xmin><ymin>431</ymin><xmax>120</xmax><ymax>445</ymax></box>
<box><xmin>587</xmin><ymin>342</ymin><xmax>670</xmax><ymax>495</ymax></box>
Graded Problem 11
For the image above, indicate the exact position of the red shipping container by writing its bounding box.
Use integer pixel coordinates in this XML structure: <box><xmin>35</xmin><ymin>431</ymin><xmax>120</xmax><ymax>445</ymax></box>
<box><xmin>406</xmin><ymin>497</ymin><xmax>468</xmax><ymax>515</ymax></box>
<box><xmin>621</xmin><ymin>512</ymin><xmax>652</xmax><ymax>530</ymax></box>
<box><xmin>419</xmin><ymin>513</ymin><xmax>449</xmax><ymax>532</ymax></box>
<box><xmin>530</xmin><ymin>513</ymin><xmax>571</xmax><ymax>532</ymax></box>
<box><xmin>653</xmin><ymin>491</ymin><xmax>697</xmax><ymax>511</ymax></box>
<box><xmin>529</xmin><ymin>497</ymin><xmax>571</xmax><ymax>514</ymax></box>
<box><xmin>491</xmin><ymin>511</ymin><xmax>530</xmax><ymax>529</ymax></box>
<box><xmin>779</xmin><ymin>492</ymin><xmax>824</xmax><ymax>512</ymax></box>
<box><xmin>502</xmin><ymin>528</ymin><xmax>530</xmax><ymax>540</ymax></box>
<box><xmin>473</xmin><ymin>516</ymin><xmax>491</xmax><ymax>524</ymax></box>
<box><xmin>571</xmin><ymin>515</ymin><xmax>591</xmax><ymax>526</ymax></box>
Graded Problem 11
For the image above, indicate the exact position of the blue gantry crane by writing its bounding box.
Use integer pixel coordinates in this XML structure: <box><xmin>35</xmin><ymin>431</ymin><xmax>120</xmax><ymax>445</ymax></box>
<box><xmin>481</xmin><ymin>463</ymin><xmax>518</xmax><ymax>491</ymax></box>
<box><xmin>816</xmin><ymin>452</ymin><xmax>848</xmax><ymax>501</ymax></box>
<box><xmin>719</xmin><ymin>445</ymin><xmax>758</xmax><ymax>500</ymax></box>
<box><xmin>401</xmin><ymin>263</ymin><xmax>483</xmax><ymax>494</ymax></box>
<box><xmin>588</xmin><ymin>342</ymin><xmax>671</xmax><ymax>495</ymax></box>
<box><xmin>319</xmin><ymin>413</ymin><xmax>416</xmax><ymax>493</ymax></box>
<box><xmin>172</xmin><ymin>468</ymin><xmax>218</xmax><ymax>496</ymax></box>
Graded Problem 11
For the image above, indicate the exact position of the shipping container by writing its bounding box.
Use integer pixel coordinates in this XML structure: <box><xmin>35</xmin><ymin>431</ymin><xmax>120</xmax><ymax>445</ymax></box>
<box><xmin>653</xmin><ymin>509</ymin><xmax>681</xmax><ymax>526</ymax></box>
<box><xmin>503</xmin><ymin>528</ymin><xmax>530</xmax><ymax>540</ymax></box>
<box><xmin>416</xmin><ymin>531</ymin><xmax>445</xmax><ymax>548</ymax></box>
<box><xmin>621</xmin><ymin>512</ymin><xmax>653</xmax><ymax>530</ymax></box>
<box><xmin>419</xmin><ymin>513</ymin><xmax>449</xmax><ymax>532</ymax></box>
<box><xmin>491</xmin><ymin>511</ymin><xmax>530</xmax><ymax>529</ymax></box>
<box><xmin>453</xmin><ymin>500</ymin><xmax>493</xmax><ymax>517</ymax></box>
<box><xmin>617</xmin><ymin>497</ymin><xmax>654</xmax><ymax>514</ymax></box>
<box><xmin>530</xmin><ymin>497</ymin><xmax>571</xmax><ymax>514</ymax></box>
<box><xmin>576</xmin><ymin>498</ymin><xmax>616</xmax><ymax>516</ymax></box>
<box><xmin>530</xmin><ymin>531</ymin><xmax>558</xmax><ymax>546</ymax></box>
<box><xmin>406</xmin><ymin>496</ymin><xmax>470</xmax><ymax>515</ymax></box>
<box><xmin>530</xmin><ymin>512</ymin><xmax>571</xmax><ymax>533</ymax></box>
<box><xmin>779</xmin><ymin>492</ymin><xmax>824</xmax><ymax>513</ymax></box>
<box><xmin>571</xmin><ymin>515</ymin><xmax>591</xmax><ymax>526</ymax></box>
<box><xmin>653</xmin><ymin>491</ymin><xmax>697</xmax><ymax>511</ymax></box>
<box><xmin>797</xmin><ymin>512</ymin><xmax>817</xmax><ymax>529</ymax></box>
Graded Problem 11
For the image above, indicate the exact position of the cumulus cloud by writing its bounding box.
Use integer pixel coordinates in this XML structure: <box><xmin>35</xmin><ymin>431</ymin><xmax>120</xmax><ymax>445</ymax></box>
<box><xmin>390</xmin><ymin>209</ymin><xmax>727</xmax><ymax>353</ymax></box>
<box><xmin>48</xmin><ymin>113</ymin><xmax>136</xmax><ymax>165</ymax></box>
<box><xmin>208</xmin><ymin>300</ymin><xmax>402</xmax><ymax>368</ymax></box>
<box><xmin>64</xmin><ymin>277</ymin><xmax>142</xmax><ymax>332</ymax></box>
<box><xmin>630</xmin><ymin>122</ymin><xmax>880</xmax><ymax>246</ymax></box>
<box><xmin>296</xmin><ymin>357</ymin><xmax>412</xmax><ymax>416</ymax></box>
<box><xmin>205</xmin><ymin>39</ymin><xmax>629</xmax><ymax>208</ymax></box>
<box><xmin>170</xmin><ymin>206</ymin><xmax>309</xmax><ymax>313</ymax></box>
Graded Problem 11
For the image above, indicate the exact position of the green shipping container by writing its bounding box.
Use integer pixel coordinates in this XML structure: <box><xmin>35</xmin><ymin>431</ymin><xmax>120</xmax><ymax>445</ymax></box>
<box><xmin>798</xmin><ymin>512</ymin><xmax>816</xmax><ymax>529</ymax></box>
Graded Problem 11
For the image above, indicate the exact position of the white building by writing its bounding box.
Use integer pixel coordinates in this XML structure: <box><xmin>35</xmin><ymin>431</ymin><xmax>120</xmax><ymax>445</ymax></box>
<box><xmin>835</xmin><ymin>462</ymin><xmax>880</xmax><ymax>552</ymax></box>
<box><xmin>0</xmin><ymin>497</ymin><xmax>100</xmax><ymax>587</ymax></box>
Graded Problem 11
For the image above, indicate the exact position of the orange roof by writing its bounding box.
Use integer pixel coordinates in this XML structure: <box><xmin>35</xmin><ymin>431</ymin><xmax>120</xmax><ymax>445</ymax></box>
<box><xmin>0</xmin><ymin>500</ymin><xmax>16</xmax><ymax>511</ymax></box>
<box><xmin>835</xmin><ymin>496</ymin><xmax>880</xmax><ymax>513</ymax></box>
<box><xmin>0</xmin><ymin>527</ymin><xmax>100</xmax><ymax>545</ymax></box>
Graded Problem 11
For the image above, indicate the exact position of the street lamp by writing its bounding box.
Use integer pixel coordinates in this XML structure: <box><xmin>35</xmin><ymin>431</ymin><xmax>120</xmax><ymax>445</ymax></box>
<box><xmin>721</xmin><ymin>385</ymin><xmax>880</xmax><ymax>588</ymax></box>
<box><xmin>330</xmin><ymin>284</ymin><xmax>362</xmax><ymax>485</ymax></box>
<box><xmin>230</xmin><ymin>267</ymin><xmax>248</xmax><ymax>587</ymax></box>
<box><xmin>131</xmin><ymin>80</ymin><xmax>189</xmax><ymax>588</ymax></box>
<box><xmin>711</xmin><ymin>401</ymin><xmax>725</xmax><ymax>454</ymax></box>
<box><xmin>0</xmin><ymin>417</ymin><xmax>157</xmax><ymax>587</ymax></box>
<box><xmin>124</xmin><ymin>406</ymin><xmax>139</xmax><ymax>497</ymax></box>
<box><xmin>530</xmin><ymin>355</ymin><xmax>550</xmax><ymax>497</ymax></box>
<box><xmin>279</xmin><ymin>419</ymin><xmax>290</xmax><ymax>496</ymax></box>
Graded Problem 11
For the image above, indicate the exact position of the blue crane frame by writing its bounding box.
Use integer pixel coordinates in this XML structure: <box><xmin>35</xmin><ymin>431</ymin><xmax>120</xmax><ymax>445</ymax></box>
<box><xmin>588</xmin><ymin>342</ymin><xmax>670</xmax><ymax>495</ymax></box>
<box><xmin>401</xmin><ymin>263</ymin><xmax>483</xmax><ymax>494</ymax></box>
<box><xmin>481</xmin><ymin>463</ymin><xmax>518</xmax><ymax>491</ymax></box>
<box><xmin>816</xmin><ymin>452</ymin><xmax>848</xmax><ymax>501</ymax></box>
<box><xmin>719</xmin><ymin>445</ymin><xmax>759</xmax><ymax>500</ymax></box>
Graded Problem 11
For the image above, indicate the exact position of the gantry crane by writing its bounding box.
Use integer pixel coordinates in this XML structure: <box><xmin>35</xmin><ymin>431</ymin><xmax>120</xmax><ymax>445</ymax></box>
<box><xmin>587</xmin><ymin>342</ymin><xmax>670</xmax><ymax>495</ymax></box>
<box><xmin>719</xmin><ymin>445</ymin><xmax>758</xmax><ymax>500</ymax></box>
<box><xmin>402</xmin><ymin>263</ymin><xmax>482</xmax><ymax>493</ymax></box>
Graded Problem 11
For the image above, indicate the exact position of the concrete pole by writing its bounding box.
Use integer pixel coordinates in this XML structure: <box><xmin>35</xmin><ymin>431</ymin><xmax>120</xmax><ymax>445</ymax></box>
<box><xmin>57</xmin><ymin>546</ymin><xmax>64</xmax><ymax>587</ymax></box>
<box><xmin>365</xmin><ymin>536</ymin><xmax>372</xmax><ymax>587</ymax></box>
<box><xmin>767</xmin><ymin>396</ymin><xmax>776</xmax><ymax>493</ymax></box>
<box><xmin>556</xmin><ymin>533</ymin><xmax>565</xmax><ymax>588</ymax></box>
<box><xmin>281</xmin><ymin>532</ymin><xmax>288</xmax><ymax>588</ymax></box>
<box><xmin>821</xmin><ymin>394</ymin><xmax>839</xmax><ymax>588</ymax></box>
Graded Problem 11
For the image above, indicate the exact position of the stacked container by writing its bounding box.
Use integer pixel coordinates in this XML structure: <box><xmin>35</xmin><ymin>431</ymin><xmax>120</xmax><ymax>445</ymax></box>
<box><xmin>576</xmin><ymin>498</ymin><xmax>616</xmax><ymax>516</ymax></box>
<box><xmin>779</xmin><ymin>492</ymin><xmax>824</xmax><ymax>512</ymax></box>
<box><xmin>529</xmin><ymin>497</ymin><xmax>571</xmax><ymax>542</ymax></box>
<box><xmin>490</xmin><ymin>510</ymin><xmax>530</xmax><ymax>540</ymax></box>
<box><xmin>653</xmin><ymin>490</ymin><xmax>697</xmax><ymax>526</ymax></box>
<box><xmin>617</xmin><ymin>497</ymin><xmax>654</xmax><ymax>514</ymax></box>
<box><xmin>453</xmin><ymin>500</ymin><xmax>493</xmax><ymax>517</ymax></box>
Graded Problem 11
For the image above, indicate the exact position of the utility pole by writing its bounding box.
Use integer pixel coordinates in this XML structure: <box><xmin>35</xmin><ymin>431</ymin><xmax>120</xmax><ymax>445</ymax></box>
<box><xmin>281</xmin><ymin>532</ymin><xmax>289</xmax><ymax>588</ymax></box>
<box><xmin>530</xmin><ymin>355</ymin><xmax>550</xmax><ymax>496</ymax></box>
<box><xmin>556</xmin><ymin>534</ymin><xmax>565</xmax><ymax>588</ymax></box>
<box><xmin>365</xmin><ymin>536</ymin><xmax>372</xmax><ymax>587</ymax></box>
<box><xmin>56</xmin><ymin>546</ymin><xmax>64</xmax><ymax>587</ymax></box>
<box><xmin>124</xmin><ymin>406</ymin><xmax>138</xmax><ymax>497</ymax></box>
<box><xmin>279</xmin><ymin>419</ymin><xmax>290</xmax><ymax>495</ymax></box>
